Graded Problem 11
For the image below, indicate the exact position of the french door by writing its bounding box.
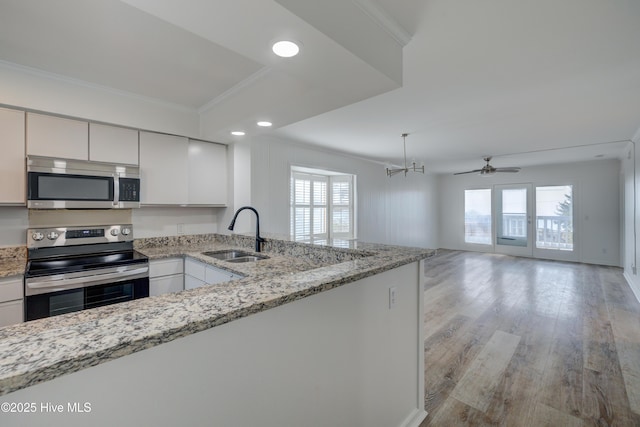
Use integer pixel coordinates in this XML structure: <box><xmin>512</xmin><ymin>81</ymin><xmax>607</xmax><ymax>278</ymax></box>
<box><xmin>464</xmin><ymin>182</ymin><xmax>577</xmax><ymax>261</ymax></box>
<box><xmin>494</xmin><ymin>184</ymin><xmax>533</xmax><ymax>256</ymax></box>
<box><xmin>533</xmin><ymin>184</ymin><xmax>577</xmax><ymax>262</ymax></box>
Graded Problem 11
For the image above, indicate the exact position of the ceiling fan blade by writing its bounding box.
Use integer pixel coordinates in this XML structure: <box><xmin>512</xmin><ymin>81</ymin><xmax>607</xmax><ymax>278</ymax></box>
<box><xmin>453</xmin><ymin>169</ymin><xmax>483</xmax><ymax>175</ymax></box>
<box><xmin>494</xmin><ymin>167</ymin><xmax>521</xmax><ymax>173</ymax></box>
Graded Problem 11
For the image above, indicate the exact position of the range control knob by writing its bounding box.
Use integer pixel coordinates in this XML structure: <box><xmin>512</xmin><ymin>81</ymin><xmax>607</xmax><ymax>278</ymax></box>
<box><xmin>32</xmin><ymin>232</ymin><xmax>45</xmax><ymax>241</ymax></box>
<box><xmin>46</xmin><ymin>231</ymin><xmax>59</xmax><ymax>240</ymax></box>
<box><xmin>110</xmin><ymin>229</ymin><xmax>120</xmax><ymax>236</ymax></box>
<box><xmin>121</xmin><ymin>227</ymin><xmax>131</xmax><ymax>236</ymax></box>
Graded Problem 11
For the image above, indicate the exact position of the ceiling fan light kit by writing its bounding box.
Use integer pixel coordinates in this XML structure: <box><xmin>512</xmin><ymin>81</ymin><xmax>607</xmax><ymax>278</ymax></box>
<box><xmin>386</xmin><ymin>133</ymin><xmax>425</xmax><ymax>177</ymax></box>
<box><xmin>454</xmin><ymin>156</ymin><xmax>521</xmax><ymax>176</ymax></box>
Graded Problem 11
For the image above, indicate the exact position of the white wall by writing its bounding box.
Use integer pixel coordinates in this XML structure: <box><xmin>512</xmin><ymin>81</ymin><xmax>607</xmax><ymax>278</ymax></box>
<box><xmin>0</xmin><ymin>208</ymin><xmax>28</xmax><ymax>247</ymax></box>
<box><xmin>438</xmin><ymin>159</ymin><xmax>621</xmax><ymax>266</ymax></box>
<box><xmin>0</xmin><ymin>61</ymin><xmax>199</xmax><ymax>137</ymax></box>
<box><xmin>0</xmin><ymin>206</ymin><xmax>221</xmax><ymax>244</ymax></box>
<box><xmin>249</xmin><ymin>136</ymin><xmax>439</xmax><ymax>249</ymax></box>
<box><xmin>132</xmin><ymin>207</ymin><xmax>219</xmax><ymax>238</ymax></box>
<box><xmin>623</xmin><ymin>139</ymin><xmax>640</xmax><ymax>300</ymax></box>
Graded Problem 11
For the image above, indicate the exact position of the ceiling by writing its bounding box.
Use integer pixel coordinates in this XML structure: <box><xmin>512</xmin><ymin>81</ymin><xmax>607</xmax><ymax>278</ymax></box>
<box><xmin>1</xmin><ymin>0</ymin><xmax>639</xmax><ymax>174</ymax></box>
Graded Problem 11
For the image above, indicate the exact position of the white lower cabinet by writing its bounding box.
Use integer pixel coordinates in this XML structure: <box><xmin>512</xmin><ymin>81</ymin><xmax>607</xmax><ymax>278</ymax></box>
<box><xmin>184</xmin><ymin>258</ymin><xmax>242</xmax><ymax>290</ymax></box>
<box><xmin>0</xmin><ymin>300</ymin><xmax>23</xmax><ymax>327</ymax></box>
<box><xmin>0</xmin><ymin>276</ymin><xmax>24</xmax><ymax>327</ymax></box>
<box><xmin>184</xmin><ymin>275</ymin><xmax>206</xmax><ymax>291</ymax></box>
<box><xmin>149</xmin><ymin>258</ymin><xmax>184</xmax><ymax>297</ymax></box>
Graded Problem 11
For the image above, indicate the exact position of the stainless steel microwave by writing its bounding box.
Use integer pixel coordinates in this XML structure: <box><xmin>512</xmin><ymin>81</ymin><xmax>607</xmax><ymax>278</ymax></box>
<box><xmin>27</xmin><ymin>156</ymin><xmax>140</xmax><ymax>209</ymax></box>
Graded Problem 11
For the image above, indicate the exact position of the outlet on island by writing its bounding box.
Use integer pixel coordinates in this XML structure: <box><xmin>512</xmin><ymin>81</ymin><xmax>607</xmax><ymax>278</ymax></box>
<box><xmin>177</xmin><ymin>223</ymin><xmax>185</xmax><ymax>235</ymax></box>
<box><xmin>389</xmin><ymin>286</ymin><xmax>397</xmax><ymax>309</ymax></box>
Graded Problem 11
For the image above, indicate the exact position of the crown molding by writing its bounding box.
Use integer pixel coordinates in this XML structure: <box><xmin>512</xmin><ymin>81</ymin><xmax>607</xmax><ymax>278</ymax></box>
<box><xmin>351</xmin><ymin>0</ymin><xmax>412</xmax><ymax>47</ymax></box>
<box><xmin>198</xmin><ymin>66</ymin><xmax>272</xmax><ymax>115</ymax></box>
<box><xmin>0</xmin><ymin>60</ymin><xmax>198</xmax><ymax>114</ymax></box>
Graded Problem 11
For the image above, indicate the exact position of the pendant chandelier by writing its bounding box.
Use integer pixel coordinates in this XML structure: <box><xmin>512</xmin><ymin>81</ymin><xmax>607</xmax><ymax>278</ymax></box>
<box><xmin>386</xmin><ymin>133</ymin><xmax>425</xmax><ymax>177</ymax></box>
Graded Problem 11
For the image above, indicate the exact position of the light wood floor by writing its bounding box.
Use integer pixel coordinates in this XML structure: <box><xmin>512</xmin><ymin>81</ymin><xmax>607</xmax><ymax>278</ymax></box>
<box><xmin>419</xmin><ymin>250</ymin><xmax>640</xmax><ymax>426</ymax></box>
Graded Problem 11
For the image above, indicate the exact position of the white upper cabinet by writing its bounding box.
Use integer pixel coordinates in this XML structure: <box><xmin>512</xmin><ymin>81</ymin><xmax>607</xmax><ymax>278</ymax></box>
<box><xmin>139</xmin><ymin>131</ymin><xmax>188</xmax><ymax>205</ymax></box>
<box><xmin>188</xmin><ymin>140</ymin><xmax>227</xmax><ymax>206</ymax></box>
<box><xmin>0</xmin><ymin>108</ymin><xmax>26</xmax><ymax>204</ymax></box>
<box><xmin>89</xmin><ymin>123</ymin><xmax>139</xmax><ymax>165</ymax></box>
<box><xmin>26</xmin><ymin>113</ymin><xmax>88</xmax><ymax>160</ymax></box>
<box><xmin>26</xmin><ymin>114</ymin><xmax>138</xmax><ymax>165</ymax></box>
<box><xmin>21</xmin><ymin>110</ymin><xmax>226</xmax><ymax>207</ymax></box>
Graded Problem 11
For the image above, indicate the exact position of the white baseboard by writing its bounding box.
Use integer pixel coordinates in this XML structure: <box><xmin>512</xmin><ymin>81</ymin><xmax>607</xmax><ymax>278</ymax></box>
<box><xmin>399</xmin><ymin>408</ymin><xmax>428</xmax><ymax>427</ymax></box>
<box><xmin>624</xmin><ymin>270</ymin><xmax>640</xmax><ymax>304</ymax></box>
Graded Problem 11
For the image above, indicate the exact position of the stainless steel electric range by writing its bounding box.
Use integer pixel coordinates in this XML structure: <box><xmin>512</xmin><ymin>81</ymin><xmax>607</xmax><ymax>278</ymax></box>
<box><xmin>24</xmin><ymin>224</ymin><xmax>149</xmax><ymax>321</ymax></box>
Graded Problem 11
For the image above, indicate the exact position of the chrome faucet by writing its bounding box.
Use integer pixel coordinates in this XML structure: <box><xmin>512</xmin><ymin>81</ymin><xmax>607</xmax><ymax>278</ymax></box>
<box><xmin>228</xmin><ymin>206</ymin><xmax>265</xmax><ymax>252</ymax></box>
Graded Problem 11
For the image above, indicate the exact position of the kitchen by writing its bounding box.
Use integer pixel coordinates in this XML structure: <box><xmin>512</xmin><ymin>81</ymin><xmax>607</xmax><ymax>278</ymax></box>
<box><xmin>0</xmin><ymin>107</ymin><xmax>433</xmax><ymax>427</ymax></box>
<box><xmin>1</xmin><ymin>1</ymin><xmax>640</xmax><ymax>426</ymax></box>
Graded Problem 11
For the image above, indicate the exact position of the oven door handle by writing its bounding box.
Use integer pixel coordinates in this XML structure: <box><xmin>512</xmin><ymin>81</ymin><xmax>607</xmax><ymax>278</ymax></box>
<box><xmin>26</xmin><ymin>266</ymin><xmax>149</xmax><ymax>295</ymax></box>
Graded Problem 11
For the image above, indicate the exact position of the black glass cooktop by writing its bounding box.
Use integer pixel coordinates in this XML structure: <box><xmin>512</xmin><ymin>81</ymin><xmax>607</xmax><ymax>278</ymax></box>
<box><xmin>26</xmin><ymin>250</ymin><xmax>148</xmax><ymax>278</ymax></box>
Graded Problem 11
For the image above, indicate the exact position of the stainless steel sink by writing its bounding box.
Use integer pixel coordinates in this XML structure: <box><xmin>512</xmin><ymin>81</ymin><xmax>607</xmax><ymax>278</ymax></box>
<box><xmin>201</xmin><ymin>250</ymin><xmax>269</xmax><ymax>262</ymax></box>
<box><xmin>226</xmin><ymin>256</ymin><xmax>267</xmax><ymax>263</ymax></box>
<box><xmin>201</xmin><ymin>250</ymin><xmax>252</xmax><ymax>260</ymax></box>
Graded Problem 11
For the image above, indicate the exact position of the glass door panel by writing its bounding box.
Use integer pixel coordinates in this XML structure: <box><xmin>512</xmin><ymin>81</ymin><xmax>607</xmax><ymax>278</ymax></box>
<box><xmin>534</xmin><ymin>184</ymin><xmax>577</xmax><ymax>261</ymax></box>
<box><xmin>535</xmin><ymin>185</ymin><xmax>573</xmax><ymax>251</ymax></box>
<box><xmin>495</xmin><ymin>184</ymin><xmax>533</xmax><ymax>256</ymax></box>
<box><xmin>464</xmin><ymin>189</ymin><xmax>492</xmax><ymax>245</ymax></box>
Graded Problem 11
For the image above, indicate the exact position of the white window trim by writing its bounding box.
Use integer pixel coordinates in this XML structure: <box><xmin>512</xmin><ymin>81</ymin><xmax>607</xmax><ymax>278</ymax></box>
<box><xmin>290</xmin><ymin>166</ymin><xmax>356</xmax><ymax>243</ymax></box>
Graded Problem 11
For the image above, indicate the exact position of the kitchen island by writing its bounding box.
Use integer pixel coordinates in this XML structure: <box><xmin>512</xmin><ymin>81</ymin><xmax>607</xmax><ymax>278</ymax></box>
<box><xmin>0</xmin><ymin>233</ymin><xmax>434</xmax><ymax>427</ymax></box>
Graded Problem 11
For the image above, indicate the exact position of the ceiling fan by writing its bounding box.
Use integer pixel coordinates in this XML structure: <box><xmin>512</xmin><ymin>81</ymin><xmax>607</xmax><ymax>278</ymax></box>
<box><xmin>454</xmin><ymin>156</ymin><xmax>521</xmax><ymax>176</ymax></box>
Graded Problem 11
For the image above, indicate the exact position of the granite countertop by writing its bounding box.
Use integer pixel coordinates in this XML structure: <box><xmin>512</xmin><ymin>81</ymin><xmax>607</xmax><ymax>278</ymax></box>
<box><xmin>0</xmin><ymin>233</ymin><xmax>435</xmax><ymax>396</ymax></box>
<box><xmin>0</xmin><ymin>247</ymin><xmax>27</xmax><ymax>278</ymax></box>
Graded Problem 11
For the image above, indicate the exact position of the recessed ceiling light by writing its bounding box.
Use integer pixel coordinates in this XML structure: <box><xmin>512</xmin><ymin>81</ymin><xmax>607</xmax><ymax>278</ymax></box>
<box><xmin>257</xmin><ymin>121</ymin><xmax>272</xmax><ymax>127</ymax></box>
<box><xmin>230</xmin><ymin>131</ymin><xmax>245</xmax><ymax>136</ymax></box>
<box><xmin>272</xmin><ymin>40</ymin><xmax>300</xmax><ymax>58</ymax></box>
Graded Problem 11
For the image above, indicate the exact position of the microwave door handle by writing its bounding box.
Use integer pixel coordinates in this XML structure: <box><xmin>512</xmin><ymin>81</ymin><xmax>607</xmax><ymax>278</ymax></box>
<box><xmin>114</xmin><ymin>175</ymin><xmax>120</xmax><ymax>206</ymax></box>
<box><xmin>27</xmin><ymin>267</ymin><xmax>149</xmax><ymax>291</ymax></box>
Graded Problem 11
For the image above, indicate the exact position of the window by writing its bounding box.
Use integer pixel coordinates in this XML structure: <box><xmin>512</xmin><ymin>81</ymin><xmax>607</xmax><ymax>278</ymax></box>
<box><xmin>536</xmin><ymin>185</ymin><xmax>573</xmax><ymax>251</ymax></box>
<box><xmin>290</xmin><ymin>167</ymin><xmax>355</xmax><ymax>243</ymax></box>
<box><xmin>464</xmin><ymin>189</ymin><xmax>492</xmax><ymax>245</ymax></box>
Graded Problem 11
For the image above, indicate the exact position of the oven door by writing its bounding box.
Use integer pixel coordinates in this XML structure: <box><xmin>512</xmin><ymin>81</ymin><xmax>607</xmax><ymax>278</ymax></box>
<box><xmin>25</xmin><ymin>265</ymin><xmax>149</xmax><ymax>321</ymax></box>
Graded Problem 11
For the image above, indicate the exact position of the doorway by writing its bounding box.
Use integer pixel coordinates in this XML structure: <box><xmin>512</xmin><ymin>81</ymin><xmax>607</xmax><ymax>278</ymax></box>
<box><xmin>463</xmin><ymin>183</ymin><xmax>577</xmax><ymax>261</ymax></box>
<box><xmin>494</xmin><ymin>184</ymin><xmax>533</xmax><ymax>256</ymax></box>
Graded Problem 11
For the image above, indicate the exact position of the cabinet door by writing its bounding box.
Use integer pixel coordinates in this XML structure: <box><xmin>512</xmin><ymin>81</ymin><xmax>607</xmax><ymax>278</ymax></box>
<box><xmin>149</xmin><ymin>258</ymin><xmax>184</xmax><ymax>278</ymax></box>
<box><xmin>205</xmin><ymin>265</ymin><xmax>234</xmax><ymax>284</ymax></box>
<box><xmin>89</xmin><ymin>123</ymin><xmax>139</xmax><ymax>165</ymax></box>
<box><xmin>150</xmin><ymin>274</ymin><xmax>184</xmax><ymax>296</ymax></box>
<box><xmin>26</xmin><ymin>113</ymin><xmax>88</xmax><ymax>160</ymax></box>
<box><xmin>184</xmin><ymin>275</ymin><xmax>206</xmax><ymax>290</ymax></box>
<box><xmin>188</xmin><ymin>140</ymin><xmax>227</xmax><ymax>206</ymax></box>
<box><xmin>139</xmin><ymin>132</ymin><xmax>188</xmax><ymax>205</ymax></box>
<box><xmin>0</xmin><ymin>276</ymin><xmax>23</xmax><ymax>303</ymax></box>
<box><xmin>184</xmin><ymin>258</ymin><xmax>206</xmax><ymax>281</ymax></box>
<box><xmin>0</xmin><ymin>300</ymin><xmax>23</xmax><ymax>327</ymax></box>
<box><xmin>0</xmin><ymin>108</ymin><xmax>26</xmax><ymax>204</ymax></box>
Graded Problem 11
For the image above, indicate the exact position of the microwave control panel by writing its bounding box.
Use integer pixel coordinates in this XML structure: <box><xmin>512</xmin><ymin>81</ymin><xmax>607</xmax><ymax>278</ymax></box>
<box><xmin>119</xmin><ymin>178</ymin><xmax>140</xmax><ymax>201</ymax></box>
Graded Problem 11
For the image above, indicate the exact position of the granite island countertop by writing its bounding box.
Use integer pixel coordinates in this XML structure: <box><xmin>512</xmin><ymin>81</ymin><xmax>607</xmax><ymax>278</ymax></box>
<box><xmin>0</xmin><ymin>233</ymin><xmax>435</xmax><ymax>396</ymax></box>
